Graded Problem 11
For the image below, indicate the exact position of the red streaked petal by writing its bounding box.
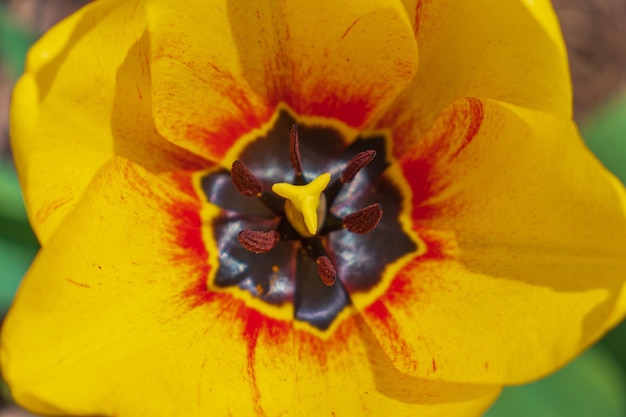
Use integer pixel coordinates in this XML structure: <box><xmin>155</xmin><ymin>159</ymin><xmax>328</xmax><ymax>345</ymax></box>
<box><xmin>11</xmin><ymin>0</ymin><xmax>207</xmax><ymax>246</ymax></box>
<box><xmin>380</xmin><ymin>0</ymin><xmax>571</xmax><ymax>154</ymax></box>
<box><xmin>147</xmin><ymin>0</ymin><xmax>418</xmax><ymax>163</ymax></box>
<box><xmin>358</xmin><ymin>98</ymin><xmax>626</xmax><ymax>384</ymax></box>
<box><xmin>2</xmin><ymin>158</ymin><xmax>499</xmax><ymax>416</ymax></box>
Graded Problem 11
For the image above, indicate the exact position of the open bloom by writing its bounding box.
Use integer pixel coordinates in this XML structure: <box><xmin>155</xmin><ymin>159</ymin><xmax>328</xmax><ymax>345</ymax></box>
<box><xmin>3</xmin><ymin>0</ymin><xmax>626</xmax><ymax>416</ymax></box>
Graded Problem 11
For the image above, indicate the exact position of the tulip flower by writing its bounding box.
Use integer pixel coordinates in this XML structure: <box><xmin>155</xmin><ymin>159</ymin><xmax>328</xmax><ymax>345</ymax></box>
<box><xmin>3</xmin><ymin>0</ymin><xmax>626</xmax><ymax>416</ymax></box>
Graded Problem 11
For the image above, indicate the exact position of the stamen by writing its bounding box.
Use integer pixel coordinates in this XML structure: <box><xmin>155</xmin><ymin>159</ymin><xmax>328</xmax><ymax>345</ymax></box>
<box><xmin>316</xmin><ymin>256</ymin><xmax>336</xmax><ymax>286</ymax></box>
<box><xmin>231</xmin><ymin>160</ymin><xmax>263</xmax><ymax>197</ymax></box>
<box><xmin>302</xmin><ymin>238</ymin><xmax>337</xmax><ymax>286</ymax></box>
<box><xmin>341</xmin><ymin>150</ymin><xmax>376</xmax><ymax>183</ymax></box>
<box><xmin>343</xmin><ymin>203</ymin><xmax>383</xmax><ymax>234</ymax></box>
<box><xmin>324</xmin><ymin>150</ymin><xmax>377</xmax><ymax>206</ymax></box>
<box><xmin>238</xmin><ymin>230</ymin><xmax>280</xmax><ymax>253</ymax></box>
<box><xmin>289</xmin><ymin>123</ymin><xmax>303</xmax><ymax>177</ymax></box>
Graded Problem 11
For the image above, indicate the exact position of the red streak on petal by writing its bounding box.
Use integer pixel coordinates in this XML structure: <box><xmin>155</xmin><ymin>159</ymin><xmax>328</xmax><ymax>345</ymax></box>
<box><xmin>160</xmin><ymin>148</ymin><xmax>209</xmax><ymax>173</ymax></box>
<box><xmin>169</xmin><ymin>171</ymin><xmax>202</xmax><ymax>198</ymax></box>
<box><xmin>383</xmin><ymin>227</ymin><xmax>455</xmax><ymax>303</ymax></box>
<box><xmin>366</xmin><ymin>298</ymin><xmax>394</xmax><ymax>327</ymax></box>
<box><xmin>414</xmin><ymin>0</ymin><xmax>424</xmax><ymax>36</ymax></box>
<box><xmin>364</xmin><ymin>229</ymin><xmax>455</xmax><ymax>369</ymax></box>
<box><xmin>136</xmin><ymin>84</ymin><xmax>143</xmax><ymax>101</ymax></box>
<box><xmin>242</xmin><ymin>308</ymin><xmax>265</xmax><ymax>415</ymax></box>
<box><xmin>66</xmin><ymin>279</ymin><xmax>91</xmax><ymax>289</ymax></box>
<box><xmin>449</xmin><ymin>98</ymin><xmax>484</xmax><ymax>160</ymax></box>
<box><xmin>365</xmin><ymin>300</ymin><xmax>418</xmax><ymax>372</ymax></box>
<box><xmin>185</xmin><ymin>115</ymin><xmax>260</xmax><ymax>162</ymax></box>
<box><xmin>180</xmin><ymin>69</ymin><xmax>274</xmax><ymax>162</ymax></box>
<box><xmin>272</xmin><ymin>82</ymin><xmax>375</xmax><ymax>129</ymax></box>
<box><xmin>174</xmin><ymin>207</ymin><xmax>206</xmax><ymax>262</ymax></box>
<box><xmin>432</xmin><ymin>358</ymin><xmax>437</xmax><ymax>372</ymax></box>
<box><xmin>35</xmin><ymin>195</ymin><xmax>71</xmax><ymax>232</ymax></box>
<box><xmin>307</xmin><ymin>92</ymin><xmax>372</xmax><ymax>128</ymax></box>
<box><xmin>297</xmin><ymin>332</ymin><xmax>331</xmax><ymax>370</ymax></box>
<box><xmin>165</xmin><ymin>173</ymin><xmax>211</xmax><ymax>301</ymax></box>
<box><xmin>341</xmin><ymin>17</ymin><xmax>361</xmax><ymax>40</ymax></box>
<box><xmin>197</xmin><ymin>357</ymin><xmax>208</xmax><ymax>407</ymax></box>
<box><xmin>400</xmin><ymin>98</ymin><xmax>484</xmax><ymax>221</ymax></box>
<box><xmin>418</xmin><ymin>229</ymin><xmax>455</xmax><ymax>262</ymax></box>
<box><xmin>382</xmin><ymin>230</ymin><xmax>454</xmax><ymax>303</ymax></box>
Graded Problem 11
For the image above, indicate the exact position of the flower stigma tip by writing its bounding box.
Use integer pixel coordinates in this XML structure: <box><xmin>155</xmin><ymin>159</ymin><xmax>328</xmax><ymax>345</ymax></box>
<box><xmin>272</xmin><ymin>172</ymin><xmax>331</xmax><ymax>236</ymax></box>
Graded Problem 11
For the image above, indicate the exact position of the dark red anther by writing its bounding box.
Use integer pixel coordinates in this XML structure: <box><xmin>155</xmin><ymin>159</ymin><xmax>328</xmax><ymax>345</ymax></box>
<box><xmin>341</xmin><ymin>150</ymin><xmax>376</xmax><ymax>183</ymax></box>
<box><xmin>343</xmin><ymin>203</ymin><xmax>383</xmax><ymax>234</ymax></box>
<box><xmin>289</xmin><ymin>123</ymin><xmax>303</xmax><ymax>176</ymax></box>
<box><xmin>316</xmin><ymin>256</ymin><xmax>336</xmax><ymax>286</ymax></box>
<box><xmin>238</xmin><ymin>230</ymin><xmax>280</xmax><ymax>253</ymax></box>
<box><xmin>231</xmin><ymin>160</ymin><xmax>263</xmax><ymax>197</ymax></box>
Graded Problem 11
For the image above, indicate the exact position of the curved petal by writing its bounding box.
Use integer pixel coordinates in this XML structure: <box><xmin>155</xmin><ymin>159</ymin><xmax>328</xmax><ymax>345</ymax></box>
<box><xmin>247</xmin><ymin>313</ymin><xmax>501</xmax><ymax>417</ymax></box>
<box><xmin>2</xmin><ymin>158</ymin><xmax>499</xmax><ymax>416</ymax></box>
<box><xmin>359</xmin><ymin>98</ymin><xmax>626</xmax><ymax>384</ymax></box>
<box><xmin>380</xmin><ymin>0</ymin><xmax>571</xmax><ymax>154</ymax></box>
<box><xmin>1</xmin><ymin>159</ymin><xmax>207</xmax><ymax>415</ymax></box>
<box><xmin>11</xmin><ymin>0</ymin><xmax>206</xmax><ymax>245</ymax></box>
<box><xmin>148</xmin><ymin>0</ymin><xmax>418</xmax><ymax>163</ymax></box>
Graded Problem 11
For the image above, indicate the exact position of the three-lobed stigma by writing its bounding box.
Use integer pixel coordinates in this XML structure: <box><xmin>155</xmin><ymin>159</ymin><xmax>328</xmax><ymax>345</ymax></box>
<box><xmin>272</xmin><ymin>173</ymin><xmax>331</xmax><ymax>236</ymax></box>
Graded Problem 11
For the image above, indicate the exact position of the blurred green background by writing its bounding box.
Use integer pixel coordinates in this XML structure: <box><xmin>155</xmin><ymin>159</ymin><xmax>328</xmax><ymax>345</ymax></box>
<box><xmin>0</xmin><ymin>1</ymin><xmax>625</xmax><ymax>416</ymax></box>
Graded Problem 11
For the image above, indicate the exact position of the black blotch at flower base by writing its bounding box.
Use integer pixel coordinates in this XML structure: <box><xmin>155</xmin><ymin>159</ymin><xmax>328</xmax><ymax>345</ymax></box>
<box><xmin>201</xmin><ymin>110</ymin><xmax>417</xmax><ymax>330</ymax></box>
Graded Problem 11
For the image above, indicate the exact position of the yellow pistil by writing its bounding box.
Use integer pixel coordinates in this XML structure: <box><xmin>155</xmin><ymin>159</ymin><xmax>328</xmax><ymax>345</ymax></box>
<box><xmin>272</xmin><ymin>173</ymin><xmax>331</xmax><ymax>236</ymax></box>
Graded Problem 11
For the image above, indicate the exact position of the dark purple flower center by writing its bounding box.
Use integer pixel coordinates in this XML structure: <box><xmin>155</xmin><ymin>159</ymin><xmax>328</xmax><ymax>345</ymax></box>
<box><xmin>201</xmin><ymin>110</ymin><xmax>417</xmax><ymax>330</ymax></box>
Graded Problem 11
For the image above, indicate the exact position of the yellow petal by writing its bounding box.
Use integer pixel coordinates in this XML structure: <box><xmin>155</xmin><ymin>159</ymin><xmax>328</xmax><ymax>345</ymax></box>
<box><xmin>11</xmin><ymin>0</ymin><xmax>205</xmax><ymax>246</ymax></box>
<box><xmin>2</xmin><ymin>158</ymin><xmax>238</xmax><ymax>415</ymax></box>
<box><xmin>2</xmin><ymin>157</ymin><xmax>499</xmax><ymax>416</ymax></box>
<box><xmin>247</xmin><ymin>312</ymin><xmax>501</xmax><ymax>417</ymax></box>
<box><xmin>147</xmin><ymin>0</ymin><xmax>418</xmax><ymax>163</ymax></box>
<box><xmin>359</xmin><ymin>98</ymin><xmax>626</xmax><ymax>384</ymax></box>
<box><xmin>380</xmin><ymin>0</ymin><xmax>571</xmax><ymax>154</ymax></box>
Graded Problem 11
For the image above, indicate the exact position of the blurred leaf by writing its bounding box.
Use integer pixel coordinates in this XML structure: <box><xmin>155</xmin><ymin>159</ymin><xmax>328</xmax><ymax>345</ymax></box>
<box><xmin>0</xmin><ymin>218</ymin><xmax>37</xmax><ymax>250</ymax></box>
<box><xmin>603</xmin><ymin>321</ymin><xmax>626</xmax><ymax>374</ymax></box>
<box><xmin>0</xmin><ymin>236</ymin><xmax>36</xmax><ymax>315</ymax></box>
<box><xmin>0</xmin><ymin>159</ymin><xmax>38</xmax><ymax>314</ymax></box>
<box><xmin>0</xmin><ymin>158</ymin><xmax>29</xmax><ymax>224</ymax></box>
<box><xmin>581</xmin><ymin>93</ymin><xmax>626</xmax><ymax>372</ymax></box>
<box><xmin>0</xmin><ymin>158</ymin><xmax>37</xmax><ymax>247</ymax></box>
<box><xmin>0</xmin><ymin>4</ymin><xmax>37</xmax><ymax>78</ymax></box>
<box><xmin>582</xmin><ymin>94</ymin><xmax>626</xmax><ymax>185</ymax></box>
<box><xmin>485</xmin><ymin>345</ymin><xmax>626</xmax><ymax>417</ymax></box>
